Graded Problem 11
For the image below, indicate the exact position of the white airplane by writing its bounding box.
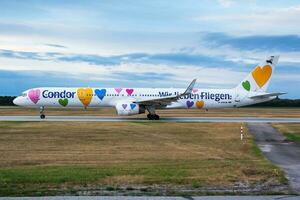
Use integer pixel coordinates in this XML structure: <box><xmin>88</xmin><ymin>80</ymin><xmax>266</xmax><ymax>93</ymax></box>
<box><xmin>13</xmin><ymin>56</ymin><xmax>285</xmax><ymax>120</ymax></box>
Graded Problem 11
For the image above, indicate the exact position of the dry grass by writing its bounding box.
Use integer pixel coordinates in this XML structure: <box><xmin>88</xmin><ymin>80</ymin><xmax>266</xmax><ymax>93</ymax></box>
<box><xmin>0</xmin><ymin>122</ymin><xmax>253</xmax><ymax>167</ymax></box>
<box><xmin>272</xmin><ymin>123</ymin><xmax>300</xmax><ymax>143</ymax></box>
<box><xmin>1</xmin><ymin>106</ymin><xmax>300</xmax><ymax>118</ymax></box>
<box><xmin>0</xmin><ymin>121</ymin><xmax>284</xmax><ymax>190</ymax></box>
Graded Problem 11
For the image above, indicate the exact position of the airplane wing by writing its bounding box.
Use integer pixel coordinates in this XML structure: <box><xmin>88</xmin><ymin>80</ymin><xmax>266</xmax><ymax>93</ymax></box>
<box><xmin>133</xmin><ymin>79</ymin><xmax>196</xmax><ymax>106</ymax></box>
<box><xmin>249</xmin><ymin>92</ymin><xmax>286</xmax><ymax>99</ymax></box>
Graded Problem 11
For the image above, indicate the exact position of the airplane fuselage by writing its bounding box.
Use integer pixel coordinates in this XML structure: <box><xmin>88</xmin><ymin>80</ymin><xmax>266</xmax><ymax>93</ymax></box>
<box><xmin>13</xmin><ymin>87</ymin><xmax>272</xmax><ymax>110</ymax></box>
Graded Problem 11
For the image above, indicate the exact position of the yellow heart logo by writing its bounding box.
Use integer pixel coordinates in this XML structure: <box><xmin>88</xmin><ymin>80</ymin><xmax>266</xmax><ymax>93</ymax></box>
<box><xmin>251</xmin><ymin>65</ymin><xmax>272</xmax><ymax>88</ymax></box>
<box><xmin>196</xmin><ymin>100</ymin><xmax>204</xmax><ymax>109</ymax></box>
<box><xmin>77</xmin><ymin>88</ymin><xmax>93</xmax><ymax>108</ymax></box>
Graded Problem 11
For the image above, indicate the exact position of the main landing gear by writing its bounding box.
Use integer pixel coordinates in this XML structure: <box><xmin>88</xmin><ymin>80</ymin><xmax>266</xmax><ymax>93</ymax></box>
<box><xmin>145</xmin><ymin>106</ymin><xmax>160</xmax><ymax>120</ymax></box>
<box><xmin>40</xmin><ymin>106</ymin><xmax>45</xmax><ymax>119</ymax></box>
<box><xmin>147</xmin><ymin>114</ymin><xmax>160</xmax><ymax>120</ymax></box>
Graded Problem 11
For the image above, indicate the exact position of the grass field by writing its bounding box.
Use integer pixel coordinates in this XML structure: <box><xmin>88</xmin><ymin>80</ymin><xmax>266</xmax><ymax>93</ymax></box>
<box><xmin>273</xmin><ymin>123</ymin><xmax>300</xmax><ymax>143</ymax></box>
<box><xmin>0</xmin><ymin>121</ymin><xmax>287</xmax><ymax>196</ymax></box>
<box><xmin>1</xmin><ymin>106</ymin><xmax>300</xmax><ymax>118</ymax></box>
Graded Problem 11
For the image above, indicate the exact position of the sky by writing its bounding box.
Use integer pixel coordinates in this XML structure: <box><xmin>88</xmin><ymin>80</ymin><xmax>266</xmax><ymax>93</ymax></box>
<box><xmin>0</xmin><ymin>0</ymin><xmax>300</xmax><ymax>98</ymax></box>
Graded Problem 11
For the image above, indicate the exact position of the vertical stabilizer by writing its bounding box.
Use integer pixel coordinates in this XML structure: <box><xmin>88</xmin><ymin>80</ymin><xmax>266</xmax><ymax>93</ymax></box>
<box><xmin>236</xmin><ymin>55</ymin><xmax>279</xmax><ymax>93</ymax></box>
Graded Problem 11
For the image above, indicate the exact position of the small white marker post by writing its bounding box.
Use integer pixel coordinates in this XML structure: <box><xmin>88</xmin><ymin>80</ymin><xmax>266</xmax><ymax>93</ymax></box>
<box><xmin>240</xmin><ymin>125</ymin><xmax>244</xmax><ymax>141</ymax></box>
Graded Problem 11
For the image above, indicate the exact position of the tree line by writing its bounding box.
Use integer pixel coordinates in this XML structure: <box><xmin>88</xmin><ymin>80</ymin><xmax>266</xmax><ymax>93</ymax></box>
<box><xmin>248</xmin><ymin>98</ymin><xmax>300</xmax><ymax>107</ymax></box>
<box><xmin>0</xmin><ymin>96</ymin><xmax>17</xmax><ymax>106</ymax></box>
<box><xmin>0</xmin><ymin>96</ymin><xmax>300</xmax><ymax>107</ymax></box>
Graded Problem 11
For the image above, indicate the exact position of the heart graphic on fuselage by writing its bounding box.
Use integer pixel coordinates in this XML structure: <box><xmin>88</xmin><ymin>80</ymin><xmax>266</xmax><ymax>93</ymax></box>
<box><xmin>130</xmin><ymin>103</ymin><xmax>136</xmax><ymax>110</ymax></box>
<box><xmin>58</xmin><ymin>98</ymin><xmax>68</xmax><ymax>107</ymax></box>
<box><xmin>196</xmin><ymin>100</ymin><xmax>204</xmax><ymax>109</ymax></box>
<box><xmin>28</xmin><ymin>89</ymin><xmax>40</xmax><ymax>104</ymax></box>
<box><xmin>242</xmin><ymin>80</ymin><xmax>251</xmax><ymax>91</ymax></box>
<box><xmin>115</xmin><ymin>88</ymin><xmax>122</xmax><ymax>94</ymax></box>
<box><xmin>186</xmin><ymin>101</ymin><xmax>194</xmax><ymax>108</ymax></box>
<box><xmin>95</xmin><ymin>89</ymin><xmax>106</xmax><ymax>101</ymax></box>
<box><xmin>252</xmin><ymin>65</ymin><xmax>272</xmax><ymax>88</ymax></box>
<box><xmin>126</xmin><ymin>89</ymin><xmax>134</xmax><ymax>95</ymax></box>
<box><xmin>77</xmin><ymin>88</ymin><xmax>93</xmax><ymax>108</ymax></box>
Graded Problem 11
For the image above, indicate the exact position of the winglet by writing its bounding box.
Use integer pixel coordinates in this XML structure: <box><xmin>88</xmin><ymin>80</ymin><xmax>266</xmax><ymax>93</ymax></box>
<box><xmin>182</xmin><ymin>79</ymin><xmax>197</xmax><ymax>95</ymax></box>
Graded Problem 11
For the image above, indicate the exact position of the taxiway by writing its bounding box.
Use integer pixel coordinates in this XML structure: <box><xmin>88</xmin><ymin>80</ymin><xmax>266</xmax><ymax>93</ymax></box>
<box><xmin>0</xmin><ymin>116</ymin><xmax>300</xmax><ymax>122</ymax></box>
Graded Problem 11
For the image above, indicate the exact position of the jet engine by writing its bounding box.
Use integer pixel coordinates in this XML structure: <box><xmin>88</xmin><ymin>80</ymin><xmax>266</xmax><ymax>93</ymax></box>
<box><xmin>115</xmin><ymin>102</ymin><xmax>145</xmax><ymax>116</ymax></box>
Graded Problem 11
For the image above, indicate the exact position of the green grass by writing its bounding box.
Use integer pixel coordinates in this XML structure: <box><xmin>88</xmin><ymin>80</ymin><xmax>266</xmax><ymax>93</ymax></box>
<box><xmin>272</xmin><ymin>124</ymin><xmax>300</xmax><ymax>143</ymax></box>
<box><xmin>251</xmin><ymin>140</ymin><xmax>264</xmax><ymax>158</ymax></box>
<box><xmin>0</xmin><ymin>159</ymin><xmax>287</xmax><ymax>196</ymax></box>
<box><xmin>0</xmin><ymin>121</ymin><xmax>289</xmax><ymax>196</ymax></box>
<box><xmin>285</xmin><ymin>133</ymin><xmax>300</xmax><ymax>143</ymax></box>
<box><xmin>0</xmin><ymin>164</ymin><xmax>190</xmax><ymax>184</ymax></box>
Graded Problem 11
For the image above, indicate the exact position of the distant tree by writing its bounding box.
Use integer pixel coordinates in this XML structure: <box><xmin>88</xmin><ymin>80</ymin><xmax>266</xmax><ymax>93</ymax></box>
<box><xmin>248</xmin><ymin>98</ymin><xmax>300</xmax><ymax>107</ymax></box>
<box><xmin>0</xmin><ymin>96</ymin><xmax>17</xmax><ymax>106</ymax></box>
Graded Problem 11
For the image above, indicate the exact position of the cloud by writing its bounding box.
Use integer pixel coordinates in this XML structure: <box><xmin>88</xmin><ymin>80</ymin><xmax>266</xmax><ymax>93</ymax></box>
<box><xmin>193</xmin><ymin>5</ymin><xmax>300</xmax><ymax>35</ymax></box>
<box><xmin>201</xmin><ymin>33</ymin><xmax>300</xmax><ymax>52</ymax></box>
<box><xmin>44</xmin><ymin>43</ymin><xmax>67</xmax><ymax>49</ymax></box>
<box><xmin>0</xmin><ymin>49</ymin><xmax>246</xmax><ymax>92</ymax></box>
<box><xmin>0</xmin><ymin>62</ymin><xmax>245</xmax><ymax>96</ymax></box>
<box><xmin>1</xmin><ymin>40</ymin><xmax>300</xmax><ymax>98</ymax></box>
<box><xmin>112</xmin><ymin>71</ymin><xmax>174</xmax><ymax>81</ymax></box>
<box><xmin>0</xmin><ymin>49</ymin><xmax>240</xmax><ymax>68</ymax></box>
<box><xmin>0</xmin><ymin>49</ymin><xmax>48</xmax><ymax>61</ymax></box>
<box><xmin>218</xmin><ymin>0</ymin><xmax>235</xmax><ymax>8</ymax></box>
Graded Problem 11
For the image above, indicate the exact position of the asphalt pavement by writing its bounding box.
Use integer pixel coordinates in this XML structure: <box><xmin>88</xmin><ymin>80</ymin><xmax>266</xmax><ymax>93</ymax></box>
<box><xmin>1</xmin><ymin>195</ymin><xmax>299</xmax><ymax>200</ymax></box>
<box><xmin>1</xmin><ymin>116</ymin><xmax>300</xmax><ymax>122</ymax></box>
<box><xmin>248</xmin><ymin>123</ymin><xmax>300</xmax><ymax>193</ymax></box>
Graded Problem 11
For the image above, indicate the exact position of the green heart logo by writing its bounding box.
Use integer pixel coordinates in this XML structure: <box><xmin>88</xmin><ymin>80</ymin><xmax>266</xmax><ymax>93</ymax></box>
<box><xmin>58</xmin><ymin>98</ymin><xmax>68</xmax><ymax>107</ymax></box>
<box><xmin>242</xmin><ymin>80</ymin><xmax>251</xmax><ymax>91</ymax></box>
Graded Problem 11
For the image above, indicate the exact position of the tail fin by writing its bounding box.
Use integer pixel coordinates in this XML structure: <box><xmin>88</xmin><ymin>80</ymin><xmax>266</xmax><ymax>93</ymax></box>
<box><xmin>236</xmin><ymin>55</ymin><xmax>279</xmax><ymax>93</ymax></box>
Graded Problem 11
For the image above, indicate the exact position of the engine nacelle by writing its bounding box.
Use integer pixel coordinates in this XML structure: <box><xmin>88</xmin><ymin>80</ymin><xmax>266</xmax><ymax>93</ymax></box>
<box><xmin>115</xmin><ymin>102</ymin><xmax>145</xmax><ymax>116</ymax></box>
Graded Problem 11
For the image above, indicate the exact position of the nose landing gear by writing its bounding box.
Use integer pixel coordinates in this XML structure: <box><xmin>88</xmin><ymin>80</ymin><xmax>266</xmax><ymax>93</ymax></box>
<box><xmin>40</xmin><ymin>106</ymin><xmax>45</xmax><ymax>119</ymax></box>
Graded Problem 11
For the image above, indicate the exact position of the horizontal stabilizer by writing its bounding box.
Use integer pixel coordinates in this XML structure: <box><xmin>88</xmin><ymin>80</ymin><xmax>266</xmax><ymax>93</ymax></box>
<box><xmin>249</xmin><ymin>92</ymin><xmax>286</xmax><ymax>99</ymax></box>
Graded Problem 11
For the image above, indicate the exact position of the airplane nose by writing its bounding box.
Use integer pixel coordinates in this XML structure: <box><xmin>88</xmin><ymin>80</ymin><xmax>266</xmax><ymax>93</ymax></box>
<box><xmin>13</xmin><ymin>97</ymin><xmax>21</xmax><ymax>106</ymax></box>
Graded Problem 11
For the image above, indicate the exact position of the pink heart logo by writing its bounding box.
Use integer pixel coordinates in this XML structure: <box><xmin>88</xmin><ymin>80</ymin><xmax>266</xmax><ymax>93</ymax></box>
<box><xmin>28</xmin><ymin>89</ymin><xmax>40</xmax><ymax>104</ymax></box>
<box><xmin>115</xmin><ymin>88</ymin><xmax>122</xmax><ymax>94</ymax></box>
<box><xmin>126</xmin><ymin>89</ymin><xmax>134</xmax><ymax>95</ymax></box>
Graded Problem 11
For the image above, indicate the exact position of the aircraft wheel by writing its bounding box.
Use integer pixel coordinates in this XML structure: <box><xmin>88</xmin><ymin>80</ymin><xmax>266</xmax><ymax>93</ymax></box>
<box><xmin>40</xmin><ymin>114</ymin><xmax>46</xmax><ymax>119</ymax></box>
<box><xmin>147</xmin><ymin>114</ymin><xmax>160</xmax><ymax>120</ymax></box>
<box><xmin>154</xmin><ymin>114</ymin><xmax>160</xmax><ymax>120</ymax></box>
<box><xmin>147</xmin><ymin>114</ymin><xmax>153</xmax><ymax>120</ymax></box>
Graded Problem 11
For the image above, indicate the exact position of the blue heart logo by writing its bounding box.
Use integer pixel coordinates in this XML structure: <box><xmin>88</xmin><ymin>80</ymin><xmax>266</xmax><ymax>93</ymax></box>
<box><xmin>95</xmin><ymin>89</ymin><xmax>106</xmax><ymax>101</ymax></box>
<box><xmin>130</xmin><ymin>103</ymin><xmax>136</xmax><ymax>110</ymax></box>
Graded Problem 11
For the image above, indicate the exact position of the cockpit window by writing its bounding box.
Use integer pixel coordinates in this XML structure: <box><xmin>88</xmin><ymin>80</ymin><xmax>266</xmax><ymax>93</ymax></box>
<box><xmin>22</xmin><ymin>93</ymin><xmax>27</xmax><ymax>97</ymax></box>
